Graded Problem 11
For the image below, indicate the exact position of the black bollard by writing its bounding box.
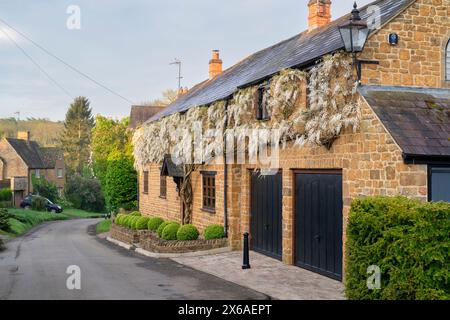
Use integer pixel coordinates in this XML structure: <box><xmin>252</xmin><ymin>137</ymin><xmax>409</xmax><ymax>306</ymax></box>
<box><xmin>242</xmin><ymin>232</ymin><xmax>251</xmax><ymax>269</ymax></box>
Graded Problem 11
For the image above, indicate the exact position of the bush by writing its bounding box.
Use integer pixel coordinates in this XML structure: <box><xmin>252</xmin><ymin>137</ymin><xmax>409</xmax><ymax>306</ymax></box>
<box><xmin>177</xmin><ymin>224</ymin><xmax>199</xmax><ymax>241</ymax></box>
<box><xmin>31</xmin><ymin>196</ymin><xmax>47</xmax><ymax>212</ymax></box>
<box><xmin>0</xmin><ymin>188</ymin><xmax>12</xmax><ymax>201</ymax></box>
<box><xmin>65</xmin><ymin>174</ymin><xmax>105</xmax><ymax>212</ymax></box>
<box><xmin>157</xmin><ymin>221</ymin><xmax>176</xmax><ymax>238</ymax></box>
<box><xmin>161</xmin><ymin>223</ymin><xmax>181</xmax><ymax>241</ymax></box>
<box><xmin>122</xmin><ymin>215</ymin><xmax>133</xmax><ymax>227</ymax></box>
<box><xmin>104</xmin><ymin>152</ymin><xmax>137</xmax><ymax>211</ymax></box>
<box><xmin>204</xmin><ymin>225</ymin><xmax>225</xmax><ymax>240</ymax></box>
<box><xmin>0</xmin><ymin>208</ymin><xmax>11</xmax><ymax>231</ymax></box>
<box><xmin>115</xmin><ymin>214</ymin><xmax>125</xmax><ymax>225</ymax></box>
<box><xmin>135</xmin><ymin>216</ymin><xmax>150</xmax><ymax>230</ymax></box>
<box><xmin>32</xmin><ymin>176</ymin><xmax>58</xmax><ymax>203</ymax></box>
<box><xmin>148</xmin><ymin>217</ymin><xmax>164</xmax><ymax>231</ymax></box>
<box><xmin>130</xmin><ymin>211</ymin><xmax>141</xmax><ymax>216</ymax></box>
<box><xmin>129</xmin><ymin>216</ymin><xmax>141</xmax><ymax>230</ymax></box>
<box><xmin>345</xmin><ymin>196</ymin><xmax>450</xmax><ymax>300</ymax></box>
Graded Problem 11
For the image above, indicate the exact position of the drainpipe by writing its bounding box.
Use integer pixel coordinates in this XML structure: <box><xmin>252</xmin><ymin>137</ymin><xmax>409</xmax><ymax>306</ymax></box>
<box><xmin>223</xmin><ymin>99</ymin><xmax>229</xmax><ymax>238</ymax></box>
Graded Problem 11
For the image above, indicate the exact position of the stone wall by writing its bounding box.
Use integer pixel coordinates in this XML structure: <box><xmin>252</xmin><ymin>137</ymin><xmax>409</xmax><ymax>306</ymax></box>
<box><xmin>0</xmin><ymin>139</ymin><xmax>29</xmax><ymax>193</ymax></box>
<box><xmin>360</xmin><ymin>0</ymin><xmax>450</xmax><ymax>88</ymax></box>
<box><xmin>139</xmin><ymin>230</ymin><xmax>228</xmax><ymax>253</ymax></box>
<box><xmin>110</xmin><ymin>224</ymin><xmax>140</xmax><ymax>244</ymax></box>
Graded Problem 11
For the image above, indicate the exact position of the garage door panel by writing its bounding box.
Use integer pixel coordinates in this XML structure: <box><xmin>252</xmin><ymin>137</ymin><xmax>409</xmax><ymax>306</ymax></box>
<box><xmin>295</xmin><ymin>172</ymin><xmax>343</xmax><ymax>281</ymax></box>
<box><xmin>250</xmin><ymin>171</ymin><xmax>282</xmax><ymax>260</ymax></box>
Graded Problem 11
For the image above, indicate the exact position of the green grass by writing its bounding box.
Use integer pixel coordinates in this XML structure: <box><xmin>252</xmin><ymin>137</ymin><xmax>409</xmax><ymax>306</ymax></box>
<box><xmin>62</xmin><ymin>208</ymin><xmax>104</xmax><ymax>219</ymax></box>
<box><xmin>96</xmin><ymin>220</ymin><xmax>112</xmax><ymax>234</ymax></box>
<box><xmin>7</xmin><ymin>209</ymin><xmax>68</xmax><ymax>236</ymax></box>
<box><xmin>3</xmin><ymin>208</ymin><xmax>105</xmax><ymax>237</ymax></box>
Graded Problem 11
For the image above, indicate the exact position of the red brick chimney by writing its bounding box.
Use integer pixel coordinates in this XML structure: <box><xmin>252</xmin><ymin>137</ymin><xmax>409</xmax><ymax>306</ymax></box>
<box><xmin>308</xmin><ymin>0</ymin><xmax>332</xmax><ymax>31</ymax></box>
<box><xmin>17</xmin><ymin>131</ymin><xmax>30</xmax><ymax>141</ymax></box>
<box><xmin>209</xmin><ymin>50</ymin><xmax>223</xmax><ymax>79</ymax></box>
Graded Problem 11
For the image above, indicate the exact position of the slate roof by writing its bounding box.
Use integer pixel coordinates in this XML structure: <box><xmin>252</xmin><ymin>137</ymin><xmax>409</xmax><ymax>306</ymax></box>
<box><xmin>5</xmin><ymin>138</ymin><xmax>48</xmax><ymax>169</ymax></box>
<box><xmin>40</xmin><ymin>147</ymin><xmax>63</xmax><ymax>168</ymax></box>
<box><xmin>359</xmin><ymin>86</ymin><xmax>450</xmax><ymax>162</ymax></box>
<box><xmin>129</xmin><ymin>105</ymin><xmax>166</xmax><ymax>129</ymax></box>
<box><xmin>161</xmin><ymin>154</ymin><xmax>184</xmax><ymax>178</ymax></box>
<box><xmin>149</xmin><ymin>0</ymin><xmax>415</xmax><ymax>123</ymax></box>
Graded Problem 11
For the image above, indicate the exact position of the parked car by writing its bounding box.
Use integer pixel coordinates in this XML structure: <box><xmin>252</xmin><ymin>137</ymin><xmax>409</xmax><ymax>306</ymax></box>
<box><xmin>20</xmin><ymin>195</ymin><xmax>63</xmax><ymax>213</ymax></box>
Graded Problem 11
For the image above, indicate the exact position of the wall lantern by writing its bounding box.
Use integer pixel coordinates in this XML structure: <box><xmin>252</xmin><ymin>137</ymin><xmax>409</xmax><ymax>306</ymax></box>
<box><xmin>338</xmin><ymin>2</ymin><xmax>378</xmax><ymax>83</ymax></box>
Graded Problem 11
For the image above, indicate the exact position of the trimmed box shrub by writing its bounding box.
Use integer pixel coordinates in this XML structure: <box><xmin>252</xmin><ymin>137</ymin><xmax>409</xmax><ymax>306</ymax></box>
<box><xmin>157</xmin><ymin>221</ymin><xmax>177</xmax><ymax>238</ymax></box>
<box><xmin>148</xmin><ymin>217</ymin><xmax>164</xmax><ymax>231</ymax></box>
<box><xmin>135</xmin><ymin>216</ymin><xmax>150</xmax><ymax>230</ymax></box>
<box><xmin>115</xmin><ymin>214</ymin><xmax>125</xmax><ymax>225</ymax></box>
<box><xmin>130</xmin><ymin>211</ymin><xmax>141</xmax><ymax>217</ymax></box>
<box><xmin>177</xmin><ymin>224</ymin><xmax>199</xmax><ymax>241</ymax></box>
<box><xmin>161</xmin><ymin>223</ymin><xmax>181</xmax><ymax>241</ymax></box>
<box><xmin>204</xmin><ymin>225</ymin><xmax>225</xmax><ymax>240</ymax></box>
<box><xmin>129</xmin><ymin>216</ymin><xmax>141</xmax><ymax>230</ymax></box>
<box><xmin>345</xmin><ymin>196</ymin><xmax>450</xmax><ymax>300</ymax></box>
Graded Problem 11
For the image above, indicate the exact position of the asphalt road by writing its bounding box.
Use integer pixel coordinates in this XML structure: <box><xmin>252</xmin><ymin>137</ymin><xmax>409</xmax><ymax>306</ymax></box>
<box><xmin>0</xmin><ymin>219</ymin><xmax>267</xmax><ymax>300</ymax></box>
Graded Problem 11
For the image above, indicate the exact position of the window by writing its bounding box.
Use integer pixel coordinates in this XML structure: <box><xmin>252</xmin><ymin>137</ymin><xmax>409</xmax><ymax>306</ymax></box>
<box><xmin>202</xmin><ymin>172</ymin><xmax>216</xmax><ymax>212</ymax></box>
<box><xmin>143</xmin><ymin>171</ymin><xmax>149</xmax><ymax>194</ymax></box>
<box><xmin>429</xmin><ymin>166</ymin><xmax>450</xmax><ymax>202</ymax></box>
<box><xmin>160</xmin><ymin>175</ymin><xmax>167</xmax><ymax>198</ymax></box>
<box><xmin>35</xmin><ymin>169</ymin><xmax>40</xmax><ymax>178</ymax></box>
<box><xmin>255</xmin><ymin>86</ymin><xmax>270</xmax><ymax>121</ymax></box>
<box><xmin>446</xmin><ymin>40</ymin><xmax>450</xmax><ymax>81</ymax></box>
<box><xmin>57</xmin><ymin>168</ymin><xmax>63</xmax><ymax>178</ymax></box>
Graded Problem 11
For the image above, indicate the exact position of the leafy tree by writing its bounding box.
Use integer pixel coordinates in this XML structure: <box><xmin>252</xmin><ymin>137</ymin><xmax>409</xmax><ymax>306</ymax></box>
<box><xmin>65</xmin><ymin>174</ymin><xmax>105</xmax><ymax>212</ymax></box>
<box><xmin>104</xmin><ymin>151</ymin><xmax>137</xmax><ymax>211</ymax></box>
<box><xmin>91</xmin><ymin>115</ymin><xmax>132</xmax><ymax>187</ymax></box>
<box><xmin>31</xmin><ymin>176</ymin><xmax>59</xmax><ymax>202</ymax></box>
<box><xmin>60</xmin><ymin>97</ymin><xmax>95</xmax><ymax>174</ymax></box>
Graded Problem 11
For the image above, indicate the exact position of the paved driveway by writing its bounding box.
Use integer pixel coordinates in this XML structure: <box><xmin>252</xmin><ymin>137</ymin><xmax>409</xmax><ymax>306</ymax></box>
<box><xmin>0</xmin><ymin>219</ymin><xmax>267</xmax><ymax>300</ymax></box>
<box><xmin>173</xmin><ymin>251</ymin><xmax>345</xmax><ymax>300</ymax></box>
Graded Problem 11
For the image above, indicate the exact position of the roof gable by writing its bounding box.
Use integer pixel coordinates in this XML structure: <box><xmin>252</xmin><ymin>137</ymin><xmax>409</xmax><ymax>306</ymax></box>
<box><xmin>129</xmin><ymin>105</ymin><xmax>166</xmax><ymax>129</ymax></box>
<box><xmin>5</xmin><ymin>138</ymin><xmax>48</xmax><ymax>169</ymax></box>
<box><xmin>149</xmin><ymin>0</ymin><xmax>415</xmax><ymax>123</ymax></box>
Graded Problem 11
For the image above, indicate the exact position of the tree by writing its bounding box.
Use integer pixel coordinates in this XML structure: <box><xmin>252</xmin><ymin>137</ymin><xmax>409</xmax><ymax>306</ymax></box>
<box><xmin>91</xmin><ymin>115</ymin><xmax>132</xmax><ymax>187</ymax></box>
<box><xmin>32</xmin><ymin>175</ymin><xmax>59</xmax><ymax>202</ymax></box>
<box><xmin>65</xmin><ymin>174</ymin><xmax>105</xmax><ymax>212</ymax></box>
<box><xmin>60</xmin><ymin>97</ymin><xmax>95</xmax><ymax>174</ymax></box>
<box><xmin>143</xmin><ymin>89</ymin><xmax>178</xmax><ymax>107</ymax></box>
<box><xmin>104</xmin><ymin>151</ymin><xmax>137</xmax><ymax>211</ymax></box>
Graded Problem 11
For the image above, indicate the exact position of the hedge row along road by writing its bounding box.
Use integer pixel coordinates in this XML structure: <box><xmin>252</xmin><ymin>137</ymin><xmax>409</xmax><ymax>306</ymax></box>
<box><xmin>0</xmin><ymin>219</ymin><xmax>266</xmax><ymax>300</ymax></box>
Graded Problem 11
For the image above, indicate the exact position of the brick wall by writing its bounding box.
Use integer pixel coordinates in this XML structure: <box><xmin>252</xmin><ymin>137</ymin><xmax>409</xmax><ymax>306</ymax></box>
<box><xmin>360</xmin><ymin>0</ymin><xmax>450</xmax><ymax>88</ymax></box>
<box><xmin>0</xmin><ymin>139</ymin><xmax>29</xmax><ymax>193</ymax></box>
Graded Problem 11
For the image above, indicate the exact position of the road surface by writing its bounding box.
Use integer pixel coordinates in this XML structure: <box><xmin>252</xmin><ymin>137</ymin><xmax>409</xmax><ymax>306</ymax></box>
<box><xmin>0</xmin><ymin>219</ymin><xmax>266</xmax><ymax>300</ymax></box>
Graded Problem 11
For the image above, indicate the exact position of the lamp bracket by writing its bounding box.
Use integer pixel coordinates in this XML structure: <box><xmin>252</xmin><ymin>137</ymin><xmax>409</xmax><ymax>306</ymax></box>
<box><xmin>355</xmin><ymin>59</ymin><xmax>379</xmax><ymax>83</ymax></box>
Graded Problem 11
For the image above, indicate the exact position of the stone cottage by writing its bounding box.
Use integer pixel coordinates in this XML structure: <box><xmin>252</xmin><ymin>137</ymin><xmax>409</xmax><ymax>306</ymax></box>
<box><xmin>0</xmin><ymin>131</ymin><xmax>66</xmax><ymax>206</ymax></box>
<box><xmin>132</xmin><ymin>0</ymin><xmax>450</xmax><ymax>281</ymax></box>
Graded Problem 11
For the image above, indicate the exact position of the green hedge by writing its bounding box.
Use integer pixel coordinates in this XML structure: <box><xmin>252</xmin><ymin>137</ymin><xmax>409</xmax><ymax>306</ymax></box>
<box><xmin>0</xmin><ymin>208</ymin><xmax>11</xmax><ymax>231</ymax></box>
<box><xmin>135</xmin><ymin>216</ymin><xmax>150</xmax><ymax>230</ymax></box>
<box><xmin>161</xmin><ymin>223</ymin><xmax>180</xmax><ymax>240</ymax></box>
<box><xmin>177</xmin><ymin>224</ymin><xmax>199</xmax><ymax>241</ymax></box>
<box><xmin>148</xmin><ymin>217</ymin><xmax>164</xmax><ymax>231</ymax></box>
<box><xmin>345</xmin><ymin>196</ymin><xmax>450</xmax><ymax>300</ymax></box>
<box><xmin>204</xmin><ymin>225</ymin><xmax>225</xmax><ymax>240</ymax></box>
<box><xmin>0</xmin><ymin>188</ymin><xmax>12</xmax><ymax>201</ymax></box>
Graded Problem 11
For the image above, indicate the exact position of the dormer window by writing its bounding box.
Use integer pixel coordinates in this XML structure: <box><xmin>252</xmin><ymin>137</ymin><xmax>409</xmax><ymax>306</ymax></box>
<box><xmin>255</xmin><ymin>85</ymin><xmax>270</xmax><ymax>121</ymax></box>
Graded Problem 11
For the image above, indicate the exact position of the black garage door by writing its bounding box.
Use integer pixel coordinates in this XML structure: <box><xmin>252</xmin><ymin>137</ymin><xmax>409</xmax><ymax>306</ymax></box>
<box><xmin>250</xmin><ymin>171</ymin><xmax>282</xmax><ymax>260</ymax></box>
<box><xmin>295</xmin><ymin>171</ymin><xmax>343</xmax><ymax>280</ymax></box>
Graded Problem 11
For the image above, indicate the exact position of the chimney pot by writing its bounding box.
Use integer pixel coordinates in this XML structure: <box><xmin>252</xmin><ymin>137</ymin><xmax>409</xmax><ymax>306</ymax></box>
<box><xmin>308</xmin><ymin>0</ymin><xmax>332</xmax><ymax>31</ymax></box>
<box><xmin>209</xmin><ymin>50</ymin><xmax>223</xmax><ymax>79</ymax></box>
<box><xmin>17</xmin><ymin>131</ymin><xmax>30</xmax><ymax>141</ymax></box>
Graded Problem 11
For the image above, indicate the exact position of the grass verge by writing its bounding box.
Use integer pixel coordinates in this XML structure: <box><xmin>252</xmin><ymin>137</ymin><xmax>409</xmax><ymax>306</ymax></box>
<box><xmin>96</xmin><ymin>220</ymin><xmax>112</xmax><ymax>234</ymax></box>
<box><xmin>62</xmin><ymin>208</ymin><xmax>104</xmax><ymax>219</ymax></box>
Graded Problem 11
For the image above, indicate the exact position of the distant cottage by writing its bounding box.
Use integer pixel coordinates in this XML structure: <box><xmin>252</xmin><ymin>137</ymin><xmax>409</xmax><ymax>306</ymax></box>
<box><xmin>132</xmin><ymin>0</ymin><xmax>450</xmax><ymax>281</ymax></box>
<box><xmin>0</xmin><ymin>131</ymin><xmax>66</xmax><ymax>207</ymax></box>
